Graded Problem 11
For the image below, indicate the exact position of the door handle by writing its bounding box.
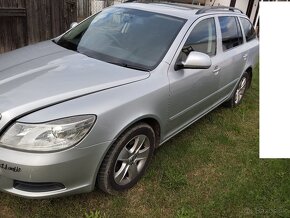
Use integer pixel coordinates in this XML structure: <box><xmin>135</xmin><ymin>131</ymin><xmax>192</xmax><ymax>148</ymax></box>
<box><xmin>243</xmin><ymin>54</ymin><xmax>248</xmax><ymax>60</ymax></box>
<box><xmin>213</xmin><ymin>66</ymin><xmax>221</xmax><ymax>75</ymax></box>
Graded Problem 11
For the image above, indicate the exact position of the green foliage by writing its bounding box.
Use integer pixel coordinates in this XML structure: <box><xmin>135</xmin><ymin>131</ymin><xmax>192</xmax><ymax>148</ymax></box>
<box><xmin>176</xmin><ymin>205</ymin><xmax>197</xmax><ymax>218</ymax></box>
<box><xmin>85</xmin><ymin>210</ymin><xmax>104</xmax><ymax>218</ymax></box>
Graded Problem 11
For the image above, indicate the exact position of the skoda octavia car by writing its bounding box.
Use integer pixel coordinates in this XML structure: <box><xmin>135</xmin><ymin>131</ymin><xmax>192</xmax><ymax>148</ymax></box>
<box><xmin>0</xmin><ymin>3</ymin><xmax>259</xmax><ymax>198</ymax></box>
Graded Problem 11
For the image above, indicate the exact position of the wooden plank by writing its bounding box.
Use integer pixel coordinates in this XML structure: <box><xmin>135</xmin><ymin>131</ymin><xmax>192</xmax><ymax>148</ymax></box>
<box><xmin>0</xmin><ymin>0</ymin><xmax>26</xmax><ymax>8</ymax></box>
<box><xmin>63</xmin><ymin>0</ymin><xmax>77</xmax><ymax>30</ymax></box>
<box><xmin>0</xmin><ymin>8</ymin><xmax>26</xmax><ymax>17</ymax></box>
<box><xmin>26</xmin><ymin>0</ymin><xmax>54</xmax><ymax>43</ymax></box>
<box><xmin>0</xmin><ymin>16</ymin><xmax>27</xmax><ymax>53</ymax></box>
<box><xmin>25</xmin><ymin>0</ymin><xmax>38</xmax><ymax>44</ymax></box>
<box><xmin>77</xmin><ymin>0</ymin><xmax>91</xmax><ymax>20</ymax></box>
<box><xmin>50</xmin><ymin>0</ymin><xmax>62</xmax><ymax>36</ymax></box>
<box><xmin>0</xmin><ymin>0</ymin><xmax>28</xmax><ymax>53</ymax></box>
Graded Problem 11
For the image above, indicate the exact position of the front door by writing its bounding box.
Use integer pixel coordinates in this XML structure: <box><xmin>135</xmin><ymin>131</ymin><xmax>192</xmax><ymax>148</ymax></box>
<box><xmin>166</xmin><ymin>17</ymin><xmax>224</xmax><ymax>137</ymax></box>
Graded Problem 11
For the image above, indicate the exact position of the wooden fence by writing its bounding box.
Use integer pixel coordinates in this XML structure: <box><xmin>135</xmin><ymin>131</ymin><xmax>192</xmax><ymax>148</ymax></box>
<box><xmin>0</xmin><ymin>0</ymin><xmax>77</xmax><ymax>54</ymax></box>
<box><xmin>77</xmin><ymin>0</ymin><xmax>91</xmax><ymax>21</ymax></box>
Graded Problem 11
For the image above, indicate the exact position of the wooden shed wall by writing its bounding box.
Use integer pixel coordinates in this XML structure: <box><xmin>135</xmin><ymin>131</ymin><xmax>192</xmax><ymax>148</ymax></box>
<box><xmin>0</xmin><ymin>0</ymin><xmax>77</xmax><ymax>53</ymax></box>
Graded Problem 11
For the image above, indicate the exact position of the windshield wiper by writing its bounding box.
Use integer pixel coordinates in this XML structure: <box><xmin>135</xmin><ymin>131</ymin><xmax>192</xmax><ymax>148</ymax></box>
<box><xmin>77</xmin><ymin>49</ymin><xmax>151</xmax><ymax>72</ymax></box>
<box><xmin>107</xmin><ymin>61</ymin><xmax>150</xmax><ymax>72</ymax></box>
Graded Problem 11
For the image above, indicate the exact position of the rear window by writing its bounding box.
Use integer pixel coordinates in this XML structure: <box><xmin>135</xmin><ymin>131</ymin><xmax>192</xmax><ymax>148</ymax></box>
<box><xmin>218</xmin><ymin>16</ymin><xmax>243</xmax><ymax>51</ymax></box>
<box><xmin>240</xmin><ymin>17</ymin><xmax>257</xmax><ymax>42</ymax></box>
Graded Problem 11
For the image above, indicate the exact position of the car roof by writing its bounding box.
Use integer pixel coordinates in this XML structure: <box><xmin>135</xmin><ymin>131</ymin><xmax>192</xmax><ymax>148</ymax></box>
<box><xmin>116</xmin><ymin>3</ymin><xmax>245</xmax><ymax>20</ymax></box>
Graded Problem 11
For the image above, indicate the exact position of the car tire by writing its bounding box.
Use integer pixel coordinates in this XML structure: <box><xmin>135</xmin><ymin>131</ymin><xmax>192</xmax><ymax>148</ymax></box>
<box><xmin>97</xmin><ymin>123</ymin><xmax>156</xmax><ymax>194</ymax></box>
<box><xmin>224</xmin><ymin>72</ymin><xmax>250</xmax><ymax>108</ymax></box>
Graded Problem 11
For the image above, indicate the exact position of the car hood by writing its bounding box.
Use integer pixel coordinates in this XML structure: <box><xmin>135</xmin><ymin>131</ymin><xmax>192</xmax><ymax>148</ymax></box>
<box><xmin>0</xmin><ymin>41</ymin><xmax>149</xmax><ymax>129</ymax></box>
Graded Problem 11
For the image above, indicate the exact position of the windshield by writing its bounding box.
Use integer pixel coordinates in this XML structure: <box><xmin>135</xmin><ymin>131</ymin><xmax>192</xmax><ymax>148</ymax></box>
<box><xmin>56</xmin><ymin>7</ymin><xmax>186</xmax><ymax>71</ymax></box>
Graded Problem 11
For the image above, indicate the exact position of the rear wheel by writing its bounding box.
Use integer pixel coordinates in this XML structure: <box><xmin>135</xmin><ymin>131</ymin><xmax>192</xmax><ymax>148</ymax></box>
<box><xmin>97</xmin><ymin>123</ymin><xmax>155</xmax><ymax>194</ymax></box>
<box><xmin>225</xmin><ymin>72</ymin><xmax>249</xmax><ymax>107</ymax></box>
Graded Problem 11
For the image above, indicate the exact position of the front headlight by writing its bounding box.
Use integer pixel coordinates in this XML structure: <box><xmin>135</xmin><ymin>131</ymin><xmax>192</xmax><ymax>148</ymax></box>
<box><xmin>0</xmin><ymin>115</ymin><xmax>96</xmax><ymax>152</ymax></box>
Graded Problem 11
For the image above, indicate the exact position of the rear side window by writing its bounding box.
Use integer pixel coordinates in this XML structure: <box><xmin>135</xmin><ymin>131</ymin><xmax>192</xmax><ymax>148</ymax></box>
<box><xmin>240</xmin><ymin>17</ymin><xmax>256</xmax><ymax>42</ymax></box>
<box><xmin>181</xmin><ymin>18</ymin><xmax>217</xmax><ymax>58</ymax></box>
<box><xmin>219</xmin><ymin>16</ymin><xmax>243</xmax><ymax>50</ymax></box>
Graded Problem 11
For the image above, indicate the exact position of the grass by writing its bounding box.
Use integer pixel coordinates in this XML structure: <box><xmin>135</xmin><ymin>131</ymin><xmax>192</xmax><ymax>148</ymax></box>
<box><xmin>1</xmin><ymin>65</ymin><xmax>290</xmax><ymax>218</ymax></box>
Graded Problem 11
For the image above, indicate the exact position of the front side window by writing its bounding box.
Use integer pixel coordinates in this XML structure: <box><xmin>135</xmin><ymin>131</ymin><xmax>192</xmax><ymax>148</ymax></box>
<box><xmin>56</xmin><ymin>7</ymin><xmax>185</xmax><ymax>71</ymax></box>
<box><xmin>219</xmin><ymin>16</ymin><xmax>243</xmax><ymax>51</ymax></box>
<box><xmin>184</xmin><ymin>18</ymin><xmax>217</xmax><ymax>56</ymax></box>
<box><xmin>240</xmin><ymin>17</ymin><xmax>256</xmax><ymax>42</ymax></box>
<box><xmin>178</xmin><ymin>18</ymin><xmax>216</xmax><ymax>63</ymax></box>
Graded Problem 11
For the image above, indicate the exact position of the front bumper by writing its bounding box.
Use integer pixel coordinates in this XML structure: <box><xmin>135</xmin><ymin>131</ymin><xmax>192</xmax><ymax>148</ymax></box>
<box><xmin>0</xmin><ymin>141</ymin><xmax>111</xmax><ymax>199</ymax></box>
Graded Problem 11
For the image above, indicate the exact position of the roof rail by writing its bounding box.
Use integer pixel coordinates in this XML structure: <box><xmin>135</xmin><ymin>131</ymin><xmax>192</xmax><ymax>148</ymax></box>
<box><xmin>196</xmin><ymin>6</ymin><xmax>243</xmax><ymax>15</ymax></box>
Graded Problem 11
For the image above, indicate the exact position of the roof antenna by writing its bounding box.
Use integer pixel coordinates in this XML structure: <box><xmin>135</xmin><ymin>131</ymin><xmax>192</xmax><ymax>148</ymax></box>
<box><xmin>211</xmin><ymin>0</ymin><xmax>216</xmax><ymax>6</ymax></box>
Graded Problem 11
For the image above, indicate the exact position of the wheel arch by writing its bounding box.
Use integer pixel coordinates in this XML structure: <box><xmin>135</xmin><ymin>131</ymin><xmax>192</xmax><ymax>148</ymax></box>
<box><xmin>94</xmin><ymin>115</ymin><xmax>162</xmax><ymax>188</ymax></box>
<box><xmin>112</xmin><ymin>115</ymin><xmax>162</xmax><ymax>147</ymax></box>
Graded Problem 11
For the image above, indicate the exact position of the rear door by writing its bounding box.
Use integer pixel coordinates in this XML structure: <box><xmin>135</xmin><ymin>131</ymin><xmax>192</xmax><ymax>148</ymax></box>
<box><xmin>215</xmin><ymin>15</ymin><xmax>247</xmax><ymax>99</ymax></box>
<box><xmin>238</xmin><ymin>16</ymin><xmax>259</xmax><ymax>70</ymax></box>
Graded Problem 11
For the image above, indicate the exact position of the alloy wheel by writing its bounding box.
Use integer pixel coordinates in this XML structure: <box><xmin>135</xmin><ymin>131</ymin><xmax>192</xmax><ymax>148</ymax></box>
<box><xmin>234</xmin><ymin>77</ymin><xmax>247</xmax><ymax>104</ymax></box>
<box><xmin>113</xmin><ymin>135</ymin><xmax>150</xmax><ymax>185</ymax></box>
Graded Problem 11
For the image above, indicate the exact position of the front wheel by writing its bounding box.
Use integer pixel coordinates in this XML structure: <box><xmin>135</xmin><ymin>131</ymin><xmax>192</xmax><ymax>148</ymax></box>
<box><xmin>97</xmin><ymin>123</ymin><xmax>156</xmax><ymax>194</ymax></box>
<box><xmin>225</xmin><ymin>72</ymin><xmax>250</xmax><ymax>107</ymax></box>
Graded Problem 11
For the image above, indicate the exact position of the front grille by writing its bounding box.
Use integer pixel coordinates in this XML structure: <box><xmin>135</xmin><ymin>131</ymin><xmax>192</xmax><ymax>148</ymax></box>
<box><xmin>13</xmin><ymin>180</ymin><xmax>65</xmax><ymax>192</ymax></box>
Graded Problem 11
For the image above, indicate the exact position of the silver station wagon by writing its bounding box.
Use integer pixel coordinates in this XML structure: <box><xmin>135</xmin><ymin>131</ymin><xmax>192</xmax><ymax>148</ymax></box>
<box><xmin>0</xmin><ymin>3</ymin><xmax>259</xmax><ymax>198</ymax></box>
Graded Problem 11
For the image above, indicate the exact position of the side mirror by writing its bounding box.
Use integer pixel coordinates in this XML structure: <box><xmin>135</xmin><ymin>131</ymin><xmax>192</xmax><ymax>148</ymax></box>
<box><xmin>70</xmin><ymin>22</ymin><xmax>78</xmax><ymax>29</ymax></box>
<box><xmin>175</xmin><ymin>51</ymin><xmax>212</xmax><ymax>70</ymax></box>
